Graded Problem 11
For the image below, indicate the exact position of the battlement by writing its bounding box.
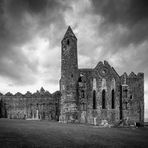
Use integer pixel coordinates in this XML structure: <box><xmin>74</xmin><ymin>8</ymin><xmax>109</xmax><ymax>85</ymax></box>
<box><xmin>121</xmin><ymin>72</ymin><xmax>144</xmax><ymax>79</ymax></box>
<box><xmin>0</xmin><ymin>87</ymin><xmax>61</xmax><ymax>99</ymax></box>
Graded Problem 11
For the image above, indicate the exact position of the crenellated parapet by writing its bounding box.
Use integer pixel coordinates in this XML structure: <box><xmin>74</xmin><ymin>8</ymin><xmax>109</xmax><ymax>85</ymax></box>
<box><xmin>120</xmin><ymin>72</ymin><xmax>144</xmax><ymax>125</ymax></box>
<box><xmin>0</xmin><ymin>87</ymin><xmax>53</xmax><ymax>98</ymax></box>
<box><xmin>121</xmin><ymin>72</ymin><xmax>144</xmax><ymax>83</ymax></box>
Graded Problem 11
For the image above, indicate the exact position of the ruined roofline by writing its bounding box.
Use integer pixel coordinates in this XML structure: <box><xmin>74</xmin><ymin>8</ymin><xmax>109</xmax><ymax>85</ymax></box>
<box><xmin>93</xmin><ymin>60</ymin><xmax>120</xmax><ymax>77</ymax></box>
<box><xmin>94</xmin><ymin>60</ymin><xmax>112</xmax><ymax>69</ymax></box>
<box><xmin>93</xmin><ymin>60</ymin><xmax>144</xmax><ymax>79</ymax></box>
<box><xmin>0</xmin><ymin>88</ymin><xmax>60</xmax><ymax>98</ymax></box>
<box><xmin>121</xmin><ymin>72</ymin><xmax>144</xmax><ymax>79</ymax></box>
<box><xmin>111</xmin><ymin>67</ymin><xmax>120</xmax><ymax>78</ymax></box>
<box><xmin>79</xmin><ymin>61</ymin><xmax>120</xmax><ymax>78</ymax></box>
<box><xmin>0</xmin><ymin>92</ymin><xmax>52</xmax><ymax>98</ymax></box>
<box><xmin>79</xmin><ymin>61</ymin><xmax>108</xmax><ymax>70</ymax></box>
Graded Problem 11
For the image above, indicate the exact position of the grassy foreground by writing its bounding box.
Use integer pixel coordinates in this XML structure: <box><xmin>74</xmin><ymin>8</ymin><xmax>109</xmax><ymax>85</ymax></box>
<box><xmin>0</xmin><ymin>119</ymin><xmax>148</xmax><ymax>148</ymax></box>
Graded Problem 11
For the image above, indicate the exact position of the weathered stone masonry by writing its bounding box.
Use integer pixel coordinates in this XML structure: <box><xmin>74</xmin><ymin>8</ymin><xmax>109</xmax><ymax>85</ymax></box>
<box><xmin>59</xmin><ymin>26</ymin><xmax>144</xmax><ymax>125</ymax></box>
<box><xmin>0</xmin><ymin>88</ymin><xmax>61</xmax><ymax>121</ymax></box>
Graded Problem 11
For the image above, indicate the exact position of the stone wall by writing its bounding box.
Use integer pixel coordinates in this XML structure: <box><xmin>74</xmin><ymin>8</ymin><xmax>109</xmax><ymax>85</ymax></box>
<box><xmin>0</xmin><ymin>88</ymin><xmax>61</xmax><ymax>121</ymax></box>
<box><xmin>121</xmin><ymin>72</ymin><xmax>144</xmax><ymax>125</ymax></box>
<box><xmin>60</xmin><ymin>27</ymin><xmax>144</xmax><ymax>126</ymax></box>
<box><xmin>78</xmin><ymin>61</ymin><xmax>121</xmax><ymax>125</ymax></box>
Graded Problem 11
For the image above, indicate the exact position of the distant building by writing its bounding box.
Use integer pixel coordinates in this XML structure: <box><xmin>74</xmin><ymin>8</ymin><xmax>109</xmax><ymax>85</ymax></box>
<box><xmin>59</xmin><ymin>26</ymin><xmax>144</xmax><ymax>125</ymax></box>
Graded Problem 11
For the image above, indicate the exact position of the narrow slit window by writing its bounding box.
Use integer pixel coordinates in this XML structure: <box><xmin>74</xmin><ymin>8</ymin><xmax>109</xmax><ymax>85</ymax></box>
<box><xmin>111</xmin><ymin>89</ymin><xmax>115</xmax><ymax>109</ymax></box>
<box><xmin>102</xmin><ymin>89</ymin><xmax>106</xmax><ymax>109</ymax></box>
<box><xmin>93</xmin><ymin>90</ymin><xmax>96</xmax><ymax>109</ymax></box>
<box><xmin>67</xmin><ymin>39</ymin><xmax>70</xmax><ymax>45</ymax></box>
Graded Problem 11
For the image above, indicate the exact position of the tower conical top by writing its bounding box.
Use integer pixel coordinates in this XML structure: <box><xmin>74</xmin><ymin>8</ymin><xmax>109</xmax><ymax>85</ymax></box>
<box><xmin>62</xmin><ymin>26</ymin><xmax>77</xmax><ymax>40</ymax></box>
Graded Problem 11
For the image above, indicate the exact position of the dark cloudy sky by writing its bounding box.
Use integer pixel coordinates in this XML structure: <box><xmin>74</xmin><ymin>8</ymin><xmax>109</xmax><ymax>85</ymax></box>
<box><xmin>0</xmin><ymin>0</ymin><xmax>148</xmax><ymax>118</ymax></box>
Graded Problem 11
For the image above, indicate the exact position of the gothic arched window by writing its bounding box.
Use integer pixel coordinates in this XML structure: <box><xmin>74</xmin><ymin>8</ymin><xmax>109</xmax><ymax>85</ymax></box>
<box><xmin>93</xmin><ymin>90</ymin><xmax>96</xmax><ymax>109</ymax></box>
<box><xmin>111</xmin><ymin>89</ymin><xmax>115</xmax><ymax>109</ymax></box>
<box><xmin>102</xmin><ymin>89</ymin><xmax>106</xmax><ymax>109</ymax></box>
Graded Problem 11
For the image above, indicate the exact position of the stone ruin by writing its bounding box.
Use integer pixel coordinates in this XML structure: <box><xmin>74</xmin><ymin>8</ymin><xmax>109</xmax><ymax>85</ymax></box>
<box><xmin>59</xmin><ymin>26</ymin><xmax>144</xmax><ymax>126</ymax></box>
<box><xmin>0</xmin><ymin>87</ymin><xmax>61</xmax><ymax>121</ymax></box>
<box><xmin>0</xmin><ymin>26</ymin><xmax>145</xmax><ymax>127</ymax></box>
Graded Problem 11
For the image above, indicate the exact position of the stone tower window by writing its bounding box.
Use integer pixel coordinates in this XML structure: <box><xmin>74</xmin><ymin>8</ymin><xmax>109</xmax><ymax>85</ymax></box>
<box><xmin>93</xmin><ymin>90</ymin><xmax>96</xmax><ymax>109</ymax></box>
<box><xmin>67</xmin><ymin>39</ymin><xmax>70</xmax><ymax>45</ymax></box>
<box><xmin>111</xmin><ymin>89</ymin><xmax>115</xmax><ymax>109</ymax></box>
<box><xmin>78</xmin><ymin>77</ymin><xmax>82</xmax><ymax>82</ymax></box>
<box><xmin>102</xmin><ymin>89</ymin><xmax>106</xmax><ymax>109</ymax></box>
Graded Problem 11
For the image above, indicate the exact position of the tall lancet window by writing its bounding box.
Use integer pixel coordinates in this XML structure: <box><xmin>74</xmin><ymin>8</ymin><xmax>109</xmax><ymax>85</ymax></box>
<box><xmin>93</xmin><ymin>90</ymin><xmax>96</xmax><ymax>109</ymax></box>
<box><xmin>111</xmin><ymin>89</ymin><xmax>115</xmax><ymax>109</ymax></box>
<box><xmin>67</xmin><ymin>39</ymin><xmax>70</xmax><ymax>45</ymax></box>
<box><xmin>102</xmin><ymin>89</ymin><xmax>106</xmax><ymax>109</ymax></box>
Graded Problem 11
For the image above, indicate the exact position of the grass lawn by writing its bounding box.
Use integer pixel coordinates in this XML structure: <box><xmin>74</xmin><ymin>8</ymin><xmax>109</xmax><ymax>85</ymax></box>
<box><xmin>0</xmin><ymin>119</ymin><xmax>148</xmax><ymax>148</ymax></box>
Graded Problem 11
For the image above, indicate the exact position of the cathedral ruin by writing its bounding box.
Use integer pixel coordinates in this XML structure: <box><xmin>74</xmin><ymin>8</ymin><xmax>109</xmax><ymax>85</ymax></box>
<box><xmin>59</xmin><ymin>26</ymin><xmax>144</xmax><ymax>126</ymax></box>
<box><xmin>0</xmin><ymin>26</ymin><xmax>144</xmax><ymax>126</ymax></box>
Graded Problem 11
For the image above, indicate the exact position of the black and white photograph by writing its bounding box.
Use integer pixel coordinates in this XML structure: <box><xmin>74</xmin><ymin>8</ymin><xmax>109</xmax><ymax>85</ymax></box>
<box><xmin>0</xmin><ymin>0</ymin><xmax>148</xmax><ymax>147</ymax></box>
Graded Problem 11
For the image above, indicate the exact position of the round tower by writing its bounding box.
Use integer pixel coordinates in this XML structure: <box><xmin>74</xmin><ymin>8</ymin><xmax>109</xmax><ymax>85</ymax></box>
<box><xmin>59</xmin><ymin>26</ymin><xmax>79</xmax><ymax>123</ymax></box>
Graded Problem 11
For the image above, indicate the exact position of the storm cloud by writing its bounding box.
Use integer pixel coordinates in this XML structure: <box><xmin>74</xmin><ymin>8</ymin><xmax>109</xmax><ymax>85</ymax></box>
<box><xmin>0</xmin><ymin>0</ymin><xmax>68</xmax><ymax>86</ymax></box>
<box><xmin>91</xmin><ymin>0</ymin><xmax>148</xmax><ymax>46</ymax></box>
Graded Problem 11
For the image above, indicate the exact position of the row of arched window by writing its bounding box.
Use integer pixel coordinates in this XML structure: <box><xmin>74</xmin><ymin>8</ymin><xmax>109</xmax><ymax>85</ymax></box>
<box><xmin>93</xmin><ymin>89</ymin><xmax>115</xmax><ymax>109</ymax></box>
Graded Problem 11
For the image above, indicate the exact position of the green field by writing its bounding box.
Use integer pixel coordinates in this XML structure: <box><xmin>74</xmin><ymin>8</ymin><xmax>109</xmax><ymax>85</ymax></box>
<box><xmin>0</xmin><ymin>119</ymin><xmax>148</xmax><ymax>148</ymax></box>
